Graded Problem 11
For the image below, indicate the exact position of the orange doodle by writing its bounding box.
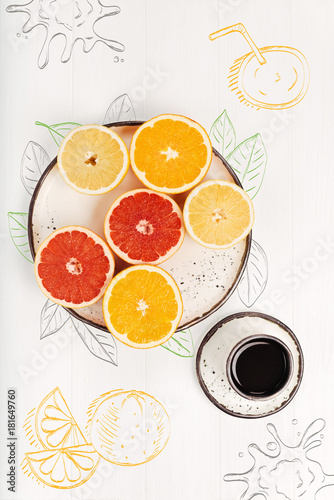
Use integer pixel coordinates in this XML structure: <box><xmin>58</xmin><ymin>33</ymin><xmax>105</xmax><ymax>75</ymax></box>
<box><xmin>209</xmin><ymin>23</ymin><xmax>310</xmax><ymax>110</ymax></box>
<box><xmin>21</xmin><ymin>388</ymin><xmax>99</xmax><ymax>489</ymax></box>
<box><xmin>22</xmin><ymin>387</ymin><xmax>171</xmax><ymax>489</ymax></box>
<box><xmin>87</xmin><ymin>390</ymin><xmax>171</xmax><ymax>466</ymax></box>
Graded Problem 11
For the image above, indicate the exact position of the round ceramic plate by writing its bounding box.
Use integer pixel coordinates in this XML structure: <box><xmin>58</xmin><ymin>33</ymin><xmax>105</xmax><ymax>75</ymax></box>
<box><xmin>28</xmin><ymin>121</ymin><xmax>251</xmax><ymax>331</ymax></box>
<box><xmin>196</xmin><ymin>312</ymin><xmax>304</xmax><ymax>418</ymax></box>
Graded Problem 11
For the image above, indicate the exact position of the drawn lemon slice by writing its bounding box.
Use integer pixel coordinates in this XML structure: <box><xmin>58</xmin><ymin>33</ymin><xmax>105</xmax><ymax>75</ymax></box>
<box><xmin>24</xmin><ymin>444</ymin><xmax>99</xmax><ymax>489</ymax></box>
<box><xmin>87</xmin><ymin>390</ymin><xmax>170</xmax><ymax>466</ymax></box>
<box><xmin>32</xmin><ymin>388</ymin><xmax>88</xmax><ymax>450</ymax></box>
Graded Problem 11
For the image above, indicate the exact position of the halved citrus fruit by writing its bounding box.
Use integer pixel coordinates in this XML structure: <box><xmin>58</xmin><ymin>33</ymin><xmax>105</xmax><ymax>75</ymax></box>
<box><xmin>130</xmin><ymin>114</ymin><xmax>212</xmax><ymax>194</ymax></box>
<box><xmin>57</xmin><ymin>125</ymin><xmax>129</xmax><ymax>195</ymax></box>
<box><xmin>102</xmin><ymin>265</ymin><xmax>183</xmax><ymax>348</ymax></box>
<box><xmin>25</xmin><ymin>444</ymin><xmax>99</xmax><ymax>489</ymax></box>
<box><xmin>87</xmin><ymin>390</ymin><xmax>170</xmax><ymax>466</ymax></box>
<box><xmin>104</xmin><ymin>189</ymin><xmax>185</xmax><ymax>265</ymax></box>
<box><xmin>33</xmin><ymin>388</ymin><xmax>88</xmax><ymax>450</ymax></box>
<box><xmin>183</xmin><ymin>180</ymin><xmax>254</xmax><ymax>249</ymax></box>
<box><xmin>34</xmin><ymin>226</ymin><xmax>115</xmax><ymax>308</ymax></box>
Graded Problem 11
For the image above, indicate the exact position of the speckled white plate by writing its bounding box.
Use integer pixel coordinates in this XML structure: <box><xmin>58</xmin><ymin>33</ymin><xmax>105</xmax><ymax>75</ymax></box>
<box><xmin>28</xmin><ymin>122</ymin><xmax>251</xmax><ymax>331</ymax></box>
<box><xmin>196</xmin><ymin>312</ymin><xmax>304</xmax><ymax>418</ymax></box>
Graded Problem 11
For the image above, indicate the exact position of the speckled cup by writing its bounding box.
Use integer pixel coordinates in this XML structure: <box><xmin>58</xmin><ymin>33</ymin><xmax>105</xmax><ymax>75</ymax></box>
<box><xmin>196</xmin><ymin>312</ymin><xmax>304</xmax><ymax>418</ymax></box>
<box><xmin>226</xmin><ymin>334</ymin><xmax>294</xmax><ymax>401</ymax></box>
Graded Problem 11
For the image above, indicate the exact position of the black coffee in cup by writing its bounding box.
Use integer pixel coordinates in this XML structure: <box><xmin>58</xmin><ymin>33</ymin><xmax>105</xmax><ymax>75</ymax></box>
<box><xmin>227</xmin><ymin>335</ymin><xmax>292</xmax><ymax>399</ymax></box>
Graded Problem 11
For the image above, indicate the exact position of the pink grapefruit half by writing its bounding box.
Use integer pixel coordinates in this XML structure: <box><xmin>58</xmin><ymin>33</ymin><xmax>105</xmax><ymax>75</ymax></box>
<box><xmin>104</xmin><ymin>189</ymin><xmax>185</xmax><ymax>265</ymax></box>
<box><xmin>34</xmin><ymin>226</ymin><xmax>115</xmax><ymax>308</ymax></box>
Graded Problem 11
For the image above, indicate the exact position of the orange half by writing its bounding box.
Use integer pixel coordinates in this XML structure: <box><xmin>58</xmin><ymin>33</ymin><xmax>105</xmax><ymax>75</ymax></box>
<box><xmin>102</xmin><ymin>265</ymin><xmax>183</xmax><ymax>348</ymax></box>
<box><xmin>130</xmin><ymin>114</ymin><xmax>212</xmax><ymax>194</ymax></box>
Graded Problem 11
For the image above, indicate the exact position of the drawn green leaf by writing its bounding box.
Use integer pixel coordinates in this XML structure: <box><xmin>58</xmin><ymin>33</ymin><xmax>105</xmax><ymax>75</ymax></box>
<box><xmin>8</xmin><ymin>212</ymin><xmax>33</xmax><ymax>263</ymax></box>
<box><xmin>35</xmin><ymin>121</ymin><xmax>82</xmax><ymax>147</ymax></box>
<box><xmin>227</xmin><ymin>133</ymin><xmax>267</xmax><ymax>198</ymax></box>
<box><xmin>71</xmin><ymin>318</ymin><xmax>118</xmax><ymax>365</ymax></box>
<box><xmin>237</xmin><ymin>240</ymin><xmax>268</xmax><ymax>307</ymax></box>
<box><xmin>40</xmin><ymin>300</ymin><xmax>71</xmax><ymax>339</ymax></box>
<box><xmin>21</xmin><ymin>141</ymin><xmax>50</xmax><ymax>195</ymax></box>
<box><xmin>104</xmin><ymin>93</ymin><xmax>136</xmax><ymax>124</ymax></box>
<box><xmin>210</xmin><ymin>110</ymin><xmax>236</xmax><ymax>158</ymax></box>
<box><xmin>161</xmin><ymin>329</ymin><xmax>194</xmax><ymax>357</ymax></box>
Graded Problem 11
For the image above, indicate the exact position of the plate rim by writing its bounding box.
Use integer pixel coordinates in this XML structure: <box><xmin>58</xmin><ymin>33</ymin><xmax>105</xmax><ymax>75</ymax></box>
<box><xmin>195</xmin><ymin>311</ymin><xmax>304</xmax><ymax>418</ymax></box>
<box><xmin>28</xmin><ymin>120</ymin><xmax>252</xmax><ymax>333</ymax></box>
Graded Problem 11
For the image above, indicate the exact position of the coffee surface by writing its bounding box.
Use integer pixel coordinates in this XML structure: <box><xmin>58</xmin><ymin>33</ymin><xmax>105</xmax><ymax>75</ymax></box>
<box><xmin>230</xmin><ymin>337</ymin><xmax>290</xmax><ymax>398</ymax></box>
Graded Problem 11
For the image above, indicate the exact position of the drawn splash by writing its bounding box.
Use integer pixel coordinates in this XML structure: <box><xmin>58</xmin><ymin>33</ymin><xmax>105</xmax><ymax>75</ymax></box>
<box><xmin>225</xmin><ymin>419</ymin><xmax>334</xmax><ymax>499</ymax></box>
<box><xmin>6</xmin><ymin>0</ymin><xmax>125</xmax><ymax>69</ymax></box>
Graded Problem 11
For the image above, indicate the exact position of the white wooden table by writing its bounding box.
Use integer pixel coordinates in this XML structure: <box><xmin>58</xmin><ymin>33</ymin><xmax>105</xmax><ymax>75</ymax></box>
<box><xmin>1</xmin><ymin>1</ymin><xmax>334</xmax><ymax>499</ymax></box>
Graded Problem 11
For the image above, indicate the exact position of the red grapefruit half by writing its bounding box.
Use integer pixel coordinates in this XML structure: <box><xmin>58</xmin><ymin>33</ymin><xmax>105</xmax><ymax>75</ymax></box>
<box><xmin>34</xmin><ymin>226</ymin><xmax>115</xmax><ymax>308</ymax></box>
<box><xmin>104</xmin><ymin>189</ymin><xmax>185</xmax><ymax>265</ymax></box>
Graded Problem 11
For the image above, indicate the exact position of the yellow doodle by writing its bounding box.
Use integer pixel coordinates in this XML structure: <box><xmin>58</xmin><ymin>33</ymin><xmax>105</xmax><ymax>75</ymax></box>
<box><xmin>22</xmin><ymin>387</ymin><xmax>171</xmax><ymax>489</ymax></box>
<box><xmin>209</xmin><ymin>23</ymin><xmax>310</xmax><ymax>110</ymax></box>
<box><xmin>22</xmin><ymin>388</ymin><xmax>99</xmax><ymax>489</ymax></box>
<box><xmin>22</xmin><ymin>444</ymin><xmax>100</xmax><ymax>489</ymax></box>
<box><xmin>27</xmin><ymin>388</ymin><xmax>88</xmax><ymax>449</ymax></box>
<box><xmin>87</xmin><ymin>390</ymin><xmax>171</xmax><ymax>466</ymax></box>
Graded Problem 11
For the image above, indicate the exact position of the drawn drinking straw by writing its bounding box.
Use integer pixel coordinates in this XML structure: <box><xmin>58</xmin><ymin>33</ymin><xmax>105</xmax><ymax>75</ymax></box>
<box><xmin>209</xmin><ymin>23</ymin><xmax>310</xmax><ymax>110</ymax></box>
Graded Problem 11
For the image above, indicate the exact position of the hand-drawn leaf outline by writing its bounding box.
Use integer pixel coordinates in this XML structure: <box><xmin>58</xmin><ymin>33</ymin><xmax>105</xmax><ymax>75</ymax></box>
<box><xmin>237</xmin><ymin>240</ymin><xmax>268</xmax><ymax>307</ymax></box>
<box><xmin>209</xmin><ymin>110</ymin><xmax>236</xmax><ymax>158</ymax></box>
<box><xmin>40</xmin><ymin>300</ymin><xmax>71</xmax><ymax>339</ymax></box>
<box><xmin>20</xmin><ymin>141</ymin><xmax>50</xmax><ymax>195</ymax></box>
<box><xmin>227</xmin><ymin>133</ymin><xmax>267</xmax><ymax>198</ymax></box>
<box><xmin>35</xmin><ymin>121</ymin><xmax>82</xmax><ymax>147</ymax></box>
<box><xmin>71</xmin><ymin>318</ymin><xmax>118</xmax><ymax>365</ymax></box>
<box><xmin>104</xmin><ymin>93</ymin><xmax>136</xmax><ymax>124</ymax></box>
<box><xmin>161</xmin><ymin>329</ymin><xmax>194</xmax><ymax>357</ymax></box>
<box><xmin>8</xmin><ymin>212</ymin><xmax>33</xmax><ymax>263</ymax></box>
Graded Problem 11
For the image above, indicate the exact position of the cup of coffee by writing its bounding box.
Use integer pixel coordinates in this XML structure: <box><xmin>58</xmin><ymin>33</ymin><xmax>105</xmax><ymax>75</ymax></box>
<box><xmin>196</xmin><ymin>312</ymin><xmax>303</xmax><ymax>418</ymax></box>
<box><xmin>226</xmin><ymin>335</ymin><xmax>293</xmax><ymax>400</ymax></box>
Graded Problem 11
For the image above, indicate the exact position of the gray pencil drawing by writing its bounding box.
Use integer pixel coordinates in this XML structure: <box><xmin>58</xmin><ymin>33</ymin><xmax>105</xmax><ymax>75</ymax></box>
<box><xmin>104</xmin><ymin>93</ymin><xmax>136</xmax><ymax>124</ymax></box>
<box><xmin>40</xmin><ymin>299</ymin><xmax>118</xmax><ymax>365</ymax></box>
<box><xmin>8</xmin><ymin>212</ymin><xmax>33</xmax><ymax>263</ymax></box>
<box><xmin>224</xmin><ymin>419</ymin><xmax>334</xmax><ymax>499</ymax></box>
<box><xmin>210</xmin><ymin>110</ymin><xmax>267</xmax><ymax>199</ymax></box>
<box><xmin>21</xmin><ymin>141</ymin><xmax>50</xmax><ymax>195</ymax></box>
<box><xmin>237</xmin><ymin>239</ymin><xmax>268</xmax><ymax>307</ymax></box>
<box><xmin>7</xmin><ymin>0</ymin><xmax>125</xmax><ymax>69</ymax></box>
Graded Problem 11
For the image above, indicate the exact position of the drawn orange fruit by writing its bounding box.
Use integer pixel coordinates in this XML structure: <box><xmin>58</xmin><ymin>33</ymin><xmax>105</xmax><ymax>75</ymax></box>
<box><xmin>104</xmin><ymin>189</ymin><xmax>185</xmax><ymax>265</ymax></box>
<box><xmin>25</xmin><ymin>444</ymin><xmax>99</xmax><ymax>489</ymax></box>
<box><xmin>33</xmin><ymin>388</ymin><xmax>88</xmax><ymax>450</ymax></box>
<box><xmin>87</xmin><ymin>390</ymin><xmax>170</xmax><ymax>466</ymax></box>
<box><xmin>230</xmin><ymin>47</ymin><xmax>310</xmax><ymax>110</ymax></box>
<box><xmin>130</xmin><ymin>114</ymin><xmax>212</xmax><ymax>193</ymax></box>
<box><xmin>34</xmin><ymin>226</ymin><xmax>115</xmax><ymax>308</ymax></box>
<box><xmin>183</xmin><ymin>180</ymin><xmax>254</xmax><ymax>249</ymax></box>
<box><xmin>102</xmin><ymin>265</ymin><xmax>183</xmax><ymax>348</ymax></box>
<box><xmin>57</xmin><ymin>125</ymin><xmax>129</xmax><ymax>195</ymax></box>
